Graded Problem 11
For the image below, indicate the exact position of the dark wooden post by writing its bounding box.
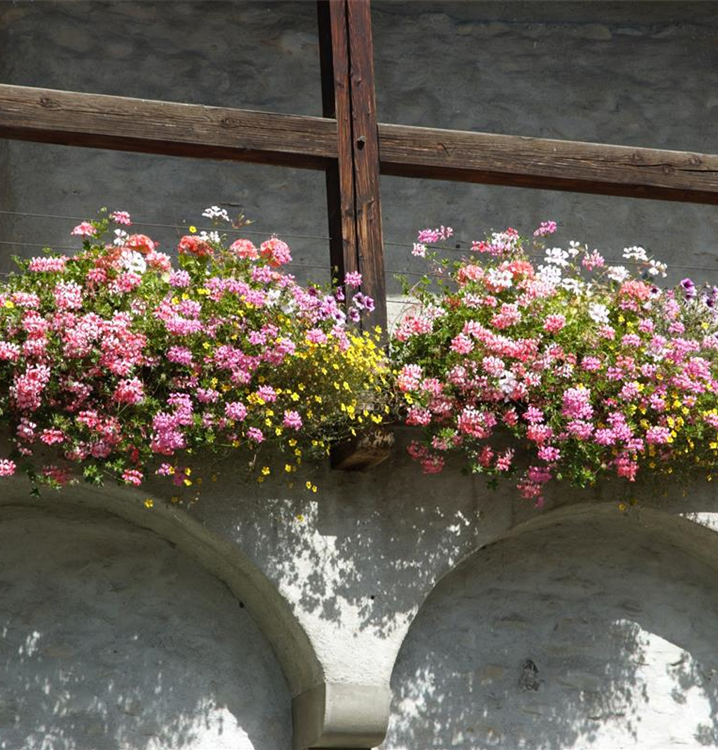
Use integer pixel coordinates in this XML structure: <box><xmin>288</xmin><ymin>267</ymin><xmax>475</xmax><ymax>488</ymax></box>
<box><xmin>318</xmin><ymin>0</ymin><xmax>387</xmax><ymax>334</ymax></box>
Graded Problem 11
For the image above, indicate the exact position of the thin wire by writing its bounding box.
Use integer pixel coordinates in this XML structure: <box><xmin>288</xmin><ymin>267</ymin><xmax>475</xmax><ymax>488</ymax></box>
<box><xmin>1</xmin><ymin>208</ymin><xmax>718</xmax><ymax>274</ymax></box>
<box><xmin>0</xmin><ymin>210</ymin><xmax>332</xmax><ymax>242</ymax></box>
<box><xmin>1</xmin><ymin>236</ymin><xmax>718</xmax><ymax>276</ymax></box>
<box><xmin>383</xmin><ymin>241</ymin><xmax>718</xmax><ymax>274</ymax></box>
<box><xmin>6</xmin><ymin>210</ymin><xmax>717</xmax><ymax>273</ymax></box>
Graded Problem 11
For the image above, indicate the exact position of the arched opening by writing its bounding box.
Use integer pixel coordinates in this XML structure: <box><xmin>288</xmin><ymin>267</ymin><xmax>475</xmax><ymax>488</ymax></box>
<box><xmin>384</xmin><ymin>510</ymin><xmax>718</xmax><ymax>749</ymax></box>
<box><xmin>0</xmin><ymin>504</ymin><xmax>292</xmax><ymax>750</ymax></box>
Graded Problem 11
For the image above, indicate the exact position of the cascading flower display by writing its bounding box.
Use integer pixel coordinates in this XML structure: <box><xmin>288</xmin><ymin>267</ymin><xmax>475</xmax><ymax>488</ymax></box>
<box><xmin>0</xmin><ymin>208</ymin><xmax>388</xmax><ymax>493</ymax></box>
<box><xmin>391</xmin><ymin>222</ymin><xmax>718</xmax><ymax>505</ymax></box>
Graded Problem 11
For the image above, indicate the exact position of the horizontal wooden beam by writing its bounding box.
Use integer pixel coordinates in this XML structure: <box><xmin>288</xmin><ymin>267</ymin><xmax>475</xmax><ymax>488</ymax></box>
<box><xmin>0</xmin><ymin>84</ymin><xmax>337</xmax><ymax>168</ymax></box>
<box><xmin>3</xmin><ymin>85</ymin><xmax>718</xmax><ymax>205</ymax></box>
<box><xmin>378</xmin><ymin>123</ymin><xmax>718</xmax><ymax>204</ymax></box>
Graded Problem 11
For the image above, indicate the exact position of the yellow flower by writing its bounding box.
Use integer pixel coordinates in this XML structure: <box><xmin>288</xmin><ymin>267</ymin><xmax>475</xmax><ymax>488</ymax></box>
<box><xmin>3</xmin><ymin>300</ymin><xmax>14</xmax><ymax>309</ymax></box>
<box><xmin>144</xmin><ymin>499</ymin><xmax>154</xmax><ymax>509</ymax></box>
<box><xmin>189</xmin><ymin>225</ymin><xmax>197</xmax><ymax>233</ymax></box>
<box><xmin>261</xmin><ymin>466</ymin><xmax>270</xmax><ymax>476</ymax></box>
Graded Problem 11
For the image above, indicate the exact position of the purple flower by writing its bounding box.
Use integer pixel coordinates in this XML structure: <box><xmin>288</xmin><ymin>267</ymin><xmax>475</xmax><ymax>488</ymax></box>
<box><xmin>353</xmin><ymin>292</ymin><xmax>375</xmax><ymax>312</ymax></box>
<box><xmin>345</xmin><ymin>271</ymin><xmax>363</xmax><ymax>288</ymax></box>
<box><xmin>680</xmin><ymin>278</ymin><xmax>697</xmax><ymax>299</ymax></box>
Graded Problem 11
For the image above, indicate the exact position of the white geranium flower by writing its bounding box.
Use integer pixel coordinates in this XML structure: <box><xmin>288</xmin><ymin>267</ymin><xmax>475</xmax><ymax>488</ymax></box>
<box><xmin>266</xmin><ymin>289</ymin><xmax>282</xmax><ymax>307</ymax></box>
<box><xmin>119</xmin><ymin>250</ymin><xmax>146</xmax><ymax>275</ymax></box>
<box><xmin>537</xmin><ymin>264</ymin><xmax>562</xmax><ymax>287</ymax></box>
<box><xmin>545</xmin><ymin>248</ymin><xmax>570</xmax><ymax>267</ymax></box>
<box><xmin>561</xmin><ymin>278</ymin><xmax>584</xmax><ymax>294</ymax></box>
<box><xmin>113</xmin><ymin>228</ymin><xmax>129</xmax><ymax>247</ymax></box>
<box><xmin>486</xmin><ymin>268</ymin><xmax>513</xmax><ymax>290</ymax></box>
<box><xmin>202</xmin><ymin>205</ymin><xmax>230</xmax><ymax>222</ymax></box>
<box><xmin>606</xmin><ymin>265</ymin><xmax>630</xmax><ymax>283</ymax></box>
<box><xmin>647</xmin><ymin>259</ymin><xmax>668</xmax><ymax>277</ymax></box>
<box><xmin>623</xmin><ymin>245</ymin><xmax>648</xmax><ymax>262</ymax></box>
<box><xmin>498</xmin><ymin>370</ymin><xmax>517</xmax><ymax>396</ymax></box>
<box><xmin>588</xmin><ymin>302</ymin><xmax>610</xmax><ymax>324</ymax></box>
<box><xmin>199</xmin><ymin>230</ymin><xmax>221</xmax><ymax>244</ymax></box>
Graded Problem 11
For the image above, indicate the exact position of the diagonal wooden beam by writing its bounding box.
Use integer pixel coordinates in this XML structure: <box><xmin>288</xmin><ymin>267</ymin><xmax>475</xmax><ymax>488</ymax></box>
<box><xmin>378</xmin><ymin>123</ymin><xmax>718</xmax><ymax>205</ymax></box>
<box><xmin>0</xmin><ymin>84</ymin><xmax>337</xmax><ymax>168</ymax></box>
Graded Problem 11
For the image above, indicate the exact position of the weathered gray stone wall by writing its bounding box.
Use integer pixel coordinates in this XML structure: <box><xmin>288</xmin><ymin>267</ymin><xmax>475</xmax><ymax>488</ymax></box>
<box><xmin>2</xmin><ymin>1</ymin><xmax>718</xmax><ymax>290</ymax></box>
<box><xmin>3</xmin><ymin>3</ymin><xmax>718</xmax><ymax>749</ymax></box>
<box><xmin>0</xmin><ymin>0</ymin><xmax>330</xmax><ymax>285</ymax></box>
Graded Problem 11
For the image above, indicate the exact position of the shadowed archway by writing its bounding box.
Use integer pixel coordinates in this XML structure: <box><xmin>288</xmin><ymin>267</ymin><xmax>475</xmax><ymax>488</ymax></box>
<box><xmin>384</xmin><ymin>506</ymin><xmax>718</xmax><ymax>749</ymax></box>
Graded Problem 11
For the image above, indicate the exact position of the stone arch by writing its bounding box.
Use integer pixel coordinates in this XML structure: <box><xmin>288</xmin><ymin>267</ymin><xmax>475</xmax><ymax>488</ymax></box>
<box><xmin>383</xmin><ymin>502</ymin><xmax>718</xmax><ymax>749</ymax></box>
<box><xmin>0</xmin><ymin>478</ymin><xmax>325</xmax><ymax>747</ymax></box>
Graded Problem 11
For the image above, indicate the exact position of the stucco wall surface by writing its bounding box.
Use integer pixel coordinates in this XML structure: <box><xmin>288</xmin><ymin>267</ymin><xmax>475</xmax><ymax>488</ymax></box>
<box><xmin>4</xmin><ymin>436</ymin><xmax>718</xmax><ymax>748</ymax></box>
<box><xmin>0</xmin><ymin>505</ymin><xmax>291</xmax><ymax>750</ymax></box>
<box><xmin>384</xmin><ymin>514</ymin><xmax>718</xmax><ymax>749</ymax></box>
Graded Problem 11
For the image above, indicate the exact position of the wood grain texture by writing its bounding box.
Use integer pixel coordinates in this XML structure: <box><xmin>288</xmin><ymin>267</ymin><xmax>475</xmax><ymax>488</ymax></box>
<box><xmin>0</xmin><ymin>84</ymin><xmax>337</xmax><ymax>168</ymax></box>
<box><xmin>4</xmin><ymin>85</ymin><xmax>718</xmax><ymax>205</ymax></box>
<box><xmin>378</xmin><ymin>123</ymin><xmax>718</xmax><ymax>204</ymax></box>
<box><xmin>318</xmin><ymin>0</ymin><xmax>359</xmax><ymax>285</ymax></box>
<box><xmin>347</xmin><ymin>0</ymin><xmax>387</xmax><ymax>332</ymax></box>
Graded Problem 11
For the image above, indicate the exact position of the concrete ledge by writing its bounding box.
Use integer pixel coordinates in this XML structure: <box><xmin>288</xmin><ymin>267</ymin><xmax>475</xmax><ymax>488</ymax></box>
<box><xmin>292</xmin><ymin>681</ymin><xmax>391</xmax><ymax>749</ymax></box>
